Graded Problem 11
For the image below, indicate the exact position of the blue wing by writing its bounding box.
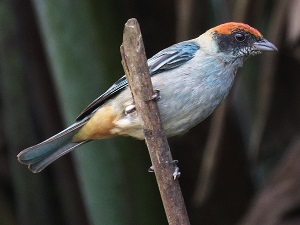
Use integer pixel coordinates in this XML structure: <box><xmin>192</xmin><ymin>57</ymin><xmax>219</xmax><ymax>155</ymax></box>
<box><xmin>148</xmin><ymin>42</ymin><xmax>200</xmax><ymax>74</ymax></box>
<box><xmin>76</xmin><ymin>41</ymin><xmax>200</xmax><ymax>121</ymax></box>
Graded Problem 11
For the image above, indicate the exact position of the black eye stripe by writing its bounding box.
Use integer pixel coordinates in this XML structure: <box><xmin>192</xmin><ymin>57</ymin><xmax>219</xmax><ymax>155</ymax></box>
<box><xmin>215</xmin><ymin>31</ymin><xmax>257</xmax><ymax>56</ymax></box>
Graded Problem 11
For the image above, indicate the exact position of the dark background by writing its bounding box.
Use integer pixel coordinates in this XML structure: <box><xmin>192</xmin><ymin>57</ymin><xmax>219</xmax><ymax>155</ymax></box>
<box><xmin>1</xmin><ymin>0</ymin><xmax>300</xmax><ymax>224</ymax></box>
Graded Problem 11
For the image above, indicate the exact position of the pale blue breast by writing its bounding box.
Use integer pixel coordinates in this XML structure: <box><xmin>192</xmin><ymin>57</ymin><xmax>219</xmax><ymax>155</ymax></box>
<box><xmin>152</xmin><ymin>54</ymin><xmax>240</xmax><ymax>137</ymax></box>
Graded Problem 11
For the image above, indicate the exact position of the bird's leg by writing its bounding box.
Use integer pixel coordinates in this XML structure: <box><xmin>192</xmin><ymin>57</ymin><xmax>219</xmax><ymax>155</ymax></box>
<box><xmin>125</xmin><ymin>90</ymin><xmax>160</xmax><ymax>115</ymax></box>
<box><xmin>147</xmin><ymin>89</ymin><xmax>161</xmax><ymax>101</ymax></box>
<box><xmin>124</xmin><ymin>104</ymin><xmax>136</xmax><ymax>115</ymax></box>
<box><xmin>148</xmin><ymin>160</ymin><xmax>181</xmax><ymax>180</ymax></box>
<box><xmin>148</xmin><ymin>165</ymin><xmax>154</xmax><ymax>173</ymax></box>
<box><xmin>172</xmin><ymin>160</ymin><xmax>181</xmax><ymax>180</ymax></box>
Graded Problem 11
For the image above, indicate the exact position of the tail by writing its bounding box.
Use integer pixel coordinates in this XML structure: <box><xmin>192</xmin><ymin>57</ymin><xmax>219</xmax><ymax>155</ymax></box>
<box><xmin>17</xmin><ymin>121</ymin><xmax>88</xmax><ymax>173</ymax></box>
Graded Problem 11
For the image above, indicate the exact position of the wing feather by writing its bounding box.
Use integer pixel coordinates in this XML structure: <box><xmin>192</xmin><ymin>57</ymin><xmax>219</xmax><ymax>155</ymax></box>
<box><xmin>76</xmin><ymin>41</ymin><xmax>200</xmax><ymax>121</ymax></box>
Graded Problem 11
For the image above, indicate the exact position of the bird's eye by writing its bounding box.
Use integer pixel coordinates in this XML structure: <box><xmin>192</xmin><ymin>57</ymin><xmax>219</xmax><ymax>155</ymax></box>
<box><xmin>234</xmin><ymin>33</ymin><xmax>246</xmax><ymax>42</ymax></box>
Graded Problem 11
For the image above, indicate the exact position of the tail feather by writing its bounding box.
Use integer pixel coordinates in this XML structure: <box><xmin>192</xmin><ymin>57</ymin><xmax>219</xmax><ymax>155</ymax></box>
<box><xmin>28</xmin><ymin>141</ymin><xmax>88</xmax><ymax>173</ymax></box>
<box><xmin>17</xmin><ymin>121</ymin><xmax>87</xmax><ymax>173</ymax></box>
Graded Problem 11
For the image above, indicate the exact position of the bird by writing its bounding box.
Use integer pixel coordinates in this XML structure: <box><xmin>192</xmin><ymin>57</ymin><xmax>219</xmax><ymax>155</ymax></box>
<box><xmin>17</xmin><ymin>22</ymin><xmax>277</xmax><ymax>173</ymax></box>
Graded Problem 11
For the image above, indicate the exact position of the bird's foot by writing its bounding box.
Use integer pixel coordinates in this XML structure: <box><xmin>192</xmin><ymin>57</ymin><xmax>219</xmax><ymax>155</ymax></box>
<box><xmin>125</xmin><ymin>90</ymin><xmax>160</xmax><ymax>114</ymax></box>
<box><xmin>147</xmin><ymin>160</ymin><xmax>181</xmax><ymax>180</ymax></box>
<box><xmin>148</xmin><ymin>165</ymin><xmax>154</xmax><ymax>173</ymax></box>
<box><xmin>172</xmin><ymin>160</ymin><xmax>181</xmax><ymax>180</ymax></box>
<box><xmin>147</xmin><ymin>89</ymin><xmax>161</xmax><ymax>101</ymax></box>
<box><xmin>125</xmin><ymin>104</ymin><xmax>136</xmax><ymax>115</ymax></box>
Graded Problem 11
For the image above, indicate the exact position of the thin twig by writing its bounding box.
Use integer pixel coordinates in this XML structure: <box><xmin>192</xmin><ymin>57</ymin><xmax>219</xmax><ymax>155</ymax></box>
<box><xmin>120</xmin><ymin>18</ymin><xmax>190</xmax><ymax>225</ymax></box>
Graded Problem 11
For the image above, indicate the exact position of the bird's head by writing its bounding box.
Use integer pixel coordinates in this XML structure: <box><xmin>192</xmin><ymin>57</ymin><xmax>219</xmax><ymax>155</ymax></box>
<box><xmin>200</xmin><ymin>22</ymin><xmax>277</xmax><ymax>60</ymax></box>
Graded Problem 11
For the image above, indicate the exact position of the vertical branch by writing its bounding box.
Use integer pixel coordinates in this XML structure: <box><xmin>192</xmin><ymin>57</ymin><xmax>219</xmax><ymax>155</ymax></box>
<box><xmin>120</xmin><ymin>18</ymin><xmax>190</xmax><ymax>225</ymax></box>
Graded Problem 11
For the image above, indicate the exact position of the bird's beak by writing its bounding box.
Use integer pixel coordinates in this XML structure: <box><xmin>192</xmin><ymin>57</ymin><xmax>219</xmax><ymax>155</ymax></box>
<box><xmin>253</xmin><ymin>38</ymin><xmax>278</xmax><ymax>51</ymax></box>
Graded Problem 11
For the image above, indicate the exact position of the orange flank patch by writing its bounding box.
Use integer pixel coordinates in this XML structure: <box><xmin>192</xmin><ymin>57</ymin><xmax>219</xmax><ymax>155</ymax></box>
<box><xmin>73</xmin><ymin>104</ymin><xmax>121</xmax><ymax>141</ymax></box>
<box><xmin>212</xmin><ymin>22</ymin><xmax>262</xmax><ymax>38</ymax></box>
